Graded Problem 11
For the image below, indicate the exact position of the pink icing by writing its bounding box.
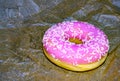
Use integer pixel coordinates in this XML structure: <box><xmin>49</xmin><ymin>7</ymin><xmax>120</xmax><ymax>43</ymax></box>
<box><xmin>42</xmin><ymin>20</ymin><xmax>109</xmax><ymax>65</ymax></box>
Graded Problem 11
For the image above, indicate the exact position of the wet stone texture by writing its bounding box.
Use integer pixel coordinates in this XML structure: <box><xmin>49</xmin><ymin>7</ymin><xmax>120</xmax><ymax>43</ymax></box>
<box><xmin>0</xmin><ymin>0</ymin><xmax>120</xmax><ymax>81</ymax></box>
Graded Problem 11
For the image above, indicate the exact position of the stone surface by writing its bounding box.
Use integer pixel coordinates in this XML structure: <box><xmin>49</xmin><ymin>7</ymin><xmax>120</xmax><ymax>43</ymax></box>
<box><xmin>0</xmin><ymin>0</ymin><xmax>120</xmax><ymax>81</ymax></box>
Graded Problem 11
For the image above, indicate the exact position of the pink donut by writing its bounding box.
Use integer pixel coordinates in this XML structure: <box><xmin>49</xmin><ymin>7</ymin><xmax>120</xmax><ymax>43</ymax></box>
<box><xmin>42</xmin><ymin>20</ymin><xmax>109</xmax><ymax>71</ymax></box>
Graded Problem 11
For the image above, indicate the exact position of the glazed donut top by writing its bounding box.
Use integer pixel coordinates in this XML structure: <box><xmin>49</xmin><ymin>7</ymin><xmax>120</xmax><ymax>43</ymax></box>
<box><xmin>42</xmin><ymin>21</ymin><xmax>109</xmax><ymax>65</ymax></box>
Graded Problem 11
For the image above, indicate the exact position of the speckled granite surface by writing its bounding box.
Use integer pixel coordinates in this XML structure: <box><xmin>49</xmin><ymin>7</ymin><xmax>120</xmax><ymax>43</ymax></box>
<box><xmin>0</xmin><ymin>0</ymin><xmax>120</xmax><ymax>81</ymax></box>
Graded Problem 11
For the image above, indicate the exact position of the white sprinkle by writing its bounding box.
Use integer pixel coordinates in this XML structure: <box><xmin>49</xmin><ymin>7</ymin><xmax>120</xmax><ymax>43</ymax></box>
<box><xmin>51</xmin><ymin>54</ymin><xmax>55</xmax><ymax>58</ymax></box>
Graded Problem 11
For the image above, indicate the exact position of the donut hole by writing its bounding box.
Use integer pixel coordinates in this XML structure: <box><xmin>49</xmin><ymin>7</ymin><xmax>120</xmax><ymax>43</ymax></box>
<box><xmin>69</xmin><ymin>38</ymin><xmax>83</xmax><ymax>44</ymax></box>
